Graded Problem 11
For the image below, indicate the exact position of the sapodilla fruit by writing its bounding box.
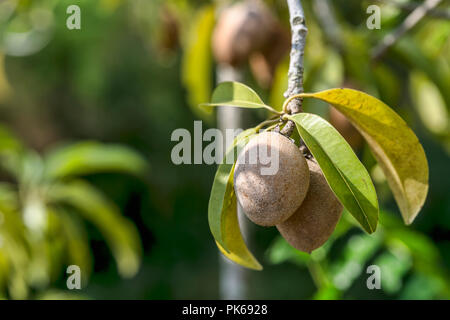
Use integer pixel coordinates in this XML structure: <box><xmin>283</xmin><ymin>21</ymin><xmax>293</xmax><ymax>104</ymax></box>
<box><xmin>277</xmin><ymin>159</ymin><xmax>343</xmax><ymax>253</ymax></box>
<box><xmin>212</xmin><ymin>1</ymin><xmax>277</xmax><ymax>67</ymax></box>
<box><xmin>234</xmin><ymin>132</ymin><xmax>310</xmax><ymax>226</ymax></box>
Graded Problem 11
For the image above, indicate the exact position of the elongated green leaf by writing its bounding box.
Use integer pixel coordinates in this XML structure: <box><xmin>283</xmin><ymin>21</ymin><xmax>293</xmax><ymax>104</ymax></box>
<box><xmin>202</xmin><ymin>82</ymin><xmax>278</xmax><ymax>113</ymax></box>
<box><xmin>44</xmin><ymin>142</ymin><xmax>148</xmax><ymax>180</ymax></box>
<box><xmin>208</xmin><ymin>128</ymin><xmax>256</xmax><ymax>249</ymax></box>
<box><xmin>299</xmin><ymin>89</ymin><xmax>429</xmax><ymax>224</ymax></box>
<box><xmin>289</xmin><ymin>113</ymin><xmax>379</xmax><ymax>233</ymax></box>
<box><xmin>181</xmin><ymin>5</ymin><xmax>215</xmax><ymax>122</ymax></box>
<box><xmin>208</xmin><ymin>128</ymin><xmax>262</xmax><ymax>270</ymax></box>
<box><xmin>49</xmin><ymin>180</ymin><xmax>141</xmax><ymax>278</ymax></box>
<box><xmin>216</xmin><ymin>191</ymin><xmax>262</xmax><ymax>270</ymax></box>
<box><xmin>53</xmin><ymin>208</ymin><xmax>92</xmax><ymax>279</ymax></box>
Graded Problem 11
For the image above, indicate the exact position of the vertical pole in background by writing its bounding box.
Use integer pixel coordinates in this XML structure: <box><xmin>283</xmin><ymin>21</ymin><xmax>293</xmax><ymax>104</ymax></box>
<box><xmin>216</xmin><ymin>63</ymin><xmax>249</xmax><ymax>300</ymax></box>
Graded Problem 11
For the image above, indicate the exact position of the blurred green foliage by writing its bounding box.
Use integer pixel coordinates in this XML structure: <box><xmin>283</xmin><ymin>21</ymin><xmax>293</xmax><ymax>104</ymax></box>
<box><xmin>0</xmin><ymin>0</ymin><xmax>448</xmax><ymax>299</ymax></box>
<box><xmin>0</xmin><ymin>125</ymin><xmax>147</xmax><ymax>298</ymax></box>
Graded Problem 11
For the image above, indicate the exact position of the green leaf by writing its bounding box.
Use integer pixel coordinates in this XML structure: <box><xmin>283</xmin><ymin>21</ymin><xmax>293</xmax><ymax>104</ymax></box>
<box><xmin>45</xmin><ymin>141</ymin><xmax>148</xmax><ymax>180</ymax></box>
<box><xmin>299</xmin><ymin>89</ymin><xmax>429</xmax><ymax>224</ymax></box>
<box><xmin>266</xmin><ymin>236</ymin><xmax>310</xmax><ymax>266</ymax></box>
<box><xmin>374</xmin><ymin>247</ymin><xmax>412</xmax><ymax>294</ymax></box>
<box><xmin>208</xmin><ymin>128</ymin><xmax>262</xmax><ymax>270</ymax></box>
<box><xmin>410</xmin><ymin>71</ymin><xmax>448</xmax><ymax>135</ymax></box>
<box><xmin>54</xmin><ymin>208</ymin><xmax>92</xmax><ymax>279</ymax></box>
<box><xmin>0</xmin><ymin>125</ymin><xmax>24</xmax><ymax>179</ymax></box>
<box><xmin>329</xmin><ymin>232</ymin><xmax>383</xmax><ymax>290</ymax></box>
<box><xmin>202</xmin><ymin>82</ymin><xmax>278</xmax><ymax>113</ymax></box>
<box><xmin>208</xmin><ymin>128</ymin><xmax>256</xmax><ymax>249</ymax></box>
<box><xmin>181</xmin><ymin>5</ymin><xmax>215</xmax><ymax>123</ymax></box>
<box><xmin>288</xmin><ymin>113</ymin><xmax>379</xmax><ymax>233</ymax></box>
<box><xmin>216</xmin><ymin>191</ymin><xmax>262</xmax><ymax>271</ymax></box>
<box><xmin>394</xmin><ymin>39</ymin><xmax>450</xmax><ymax>108</ymax></box>
<box><xmin>49</xmin><ymin>180</ymin><xmax>142</xmax><ymax>278</ymax></box>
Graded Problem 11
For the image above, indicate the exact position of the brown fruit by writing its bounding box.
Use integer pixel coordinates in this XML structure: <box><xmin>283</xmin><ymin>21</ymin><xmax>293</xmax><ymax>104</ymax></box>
<box><xmin>249</xmin><ymin>24</ymin><xmax>290</xmax><ymax>88</ymax></box>
<box><xmin>234</xmin><ymin>132</ymin><xmax>310</xmax><ymax>226</ymax></box>
<box><xmin>277</xmin><ymin>159</ymin><xmax>343</xmax><ymax>253</ymax></box>
<box><xmin>158</xmin><ymin>6</ymin><xmax>179</xmax><ymax>52</ymax></box>
<box><xmin>212</xmin><ymin>1</ymin><xmax>277</xmax><ymax>67</ymax></box>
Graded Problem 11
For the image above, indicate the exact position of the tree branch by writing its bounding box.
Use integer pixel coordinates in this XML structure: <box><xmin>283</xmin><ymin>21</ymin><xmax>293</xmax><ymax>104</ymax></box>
<box><xmin>372</xmin><ymin>0</ymin><xmax>443</xmax><ymax>60</ymax></box>
<box><xmin>375</xmin><ymin>0</ymin><xmax>450</xmax><ymax>20</ymax></box>
<box><xmin>280</xmin><ymin>0</ymin><xmax>308</xmax><ymax>137</ymax></box>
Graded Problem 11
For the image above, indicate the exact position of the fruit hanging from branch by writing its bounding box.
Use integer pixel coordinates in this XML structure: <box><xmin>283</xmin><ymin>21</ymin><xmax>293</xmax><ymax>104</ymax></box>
<box><xmin>234</xmin><ymin>131</ymin><xmax>310</xmax><ymax>227</ymax></box>
<box><xmin>203</xmin><ymin>0</ymin><xmax>429</xmax><ymax>270</ymax></box>
<box><xmin>212</xmin><ymin>0</ymin><xmax>290</xmax><ymax>87</ymax></box>
<box><xmin>277</xmin><ymin>159</ymin><xmax>343</xmax><ymax>253</ymax></box>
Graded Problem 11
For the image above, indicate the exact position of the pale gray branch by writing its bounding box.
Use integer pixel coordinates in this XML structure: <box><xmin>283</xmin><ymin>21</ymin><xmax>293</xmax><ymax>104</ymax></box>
<box><xmin>281</xmin><ymin>0</ymin><xmax>308</xmax><ymax>137</ymax></box>
<box><xmin>372</xmin><ymin>0</ymin><xmax>444</xmax><ymax>60</ymax></box>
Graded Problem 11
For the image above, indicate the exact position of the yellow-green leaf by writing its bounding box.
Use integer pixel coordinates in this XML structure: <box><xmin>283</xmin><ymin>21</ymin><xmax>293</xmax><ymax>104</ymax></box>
<box><xmin>208</xmin><ymin>128</ymin><xmax>256</xmax><ymax>250</ymax></box>
<box><xmin>216</xmin><ymin>191</ymin><xmax>262</xmax><ymax>270</ymax></box>
<box><xmin>202</xmin><ymin>81</ymin><xmax>279</xmax><ymax>114</ymax></box>
<box><xmin>299</xmin><ymin>88</ymin><xmax>429</xmax><ymax>224</ymax></box>
<box><xmin>208</xmin><ymin>128</ymin><xmax>262</xmax><ymax>270</ymax></box>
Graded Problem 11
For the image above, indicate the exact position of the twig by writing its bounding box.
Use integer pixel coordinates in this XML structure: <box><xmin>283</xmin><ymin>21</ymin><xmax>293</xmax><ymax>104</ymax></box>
<box><xmin>375</xmin><ymin>0</ymin><xmax>450</xmax><ymax>20</ymax></box>
<box><xmin>312</xmin><ymin>0</ymin><xmax>343</xmax><ymax>52</ymax></box>
<box><xmin>280</xmin><ymin>0</ymin><xmax>308</xmax><ymax>137</ymax></box>
<box><xmin>372</xmin><ymin>0</ymin><xmax>444</xmax><ymax>60</ymax></box>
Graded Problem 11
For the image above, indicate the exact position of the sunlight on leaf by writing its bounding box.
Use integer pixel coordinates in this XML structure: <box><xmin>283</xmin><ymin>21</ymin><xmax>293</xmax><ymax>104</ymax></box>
<box><xmin>208</xmin><ymin>128</ymin><xmax>261</xmax><ymax>270</ymax></box>
<box><xmin>289</xmin><ymin>113</ymin><xmax>379</xmax><ymax>233</ymax></box>
<box><xmin>208</xmin><ymin>128</ymin><xmax>257</xmax><ymax>249</ymax></box>
<box><xmin>299</xmin><ymin>89</ymin><xmax>428</xmax><ymax>225</ymax></box>
<box><xmin>216</xmin><ymin>191</ymin><xmax>262</xmax><ymax>271</ymax></box>
<box><xmin>202</xmin><ymin>81</ymin><xmax>279</xmax><ymax>113</ymax></box>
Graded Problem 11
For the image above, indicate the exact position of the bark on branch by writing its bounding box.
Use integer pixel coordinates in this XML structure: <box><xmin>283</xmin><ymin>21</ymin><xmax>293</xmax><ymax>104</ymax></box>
<box><xmin>280</xmin><ymin>0</ymin><xmax>308</xmax><ymax>136</ymax></box>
